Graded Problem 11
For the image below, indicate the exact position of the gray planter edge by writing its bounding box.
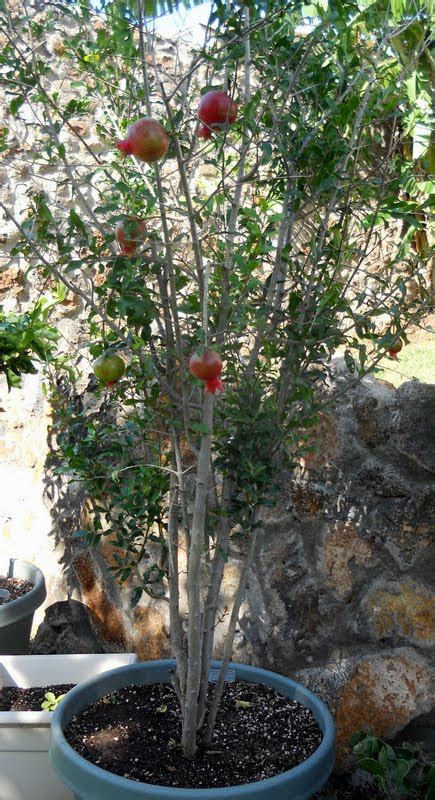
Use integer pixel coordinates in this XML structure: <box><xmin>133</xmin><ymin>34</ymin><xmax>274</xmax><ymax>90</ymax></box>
<box><xmin>0</xmin><ymin>558</ymin><xmax>47</xmax><ymax>628</ymax></box>
<box><xmin>50</xmin><ymin>658</ymin><xmax>335</xmax><ymax>799</ymax></box>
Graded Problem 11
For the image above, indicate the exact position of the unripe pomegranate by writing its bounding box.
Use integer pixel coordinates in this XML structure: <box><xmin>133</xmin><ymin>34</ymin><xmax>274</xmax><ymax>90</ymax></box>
<box><xmin>115</xmin><ymin>217</ymin><xmax>147</xmax><ymax>257</ymax></box>
<box><xmin>116</xmin><ymin>118</ymin><xmax>169</xmax><ymax>163</ymax></box>
<box><xmin>189</xmin><ymin>350</ymin><xmax>224</xmax><ymax>394</ymax></box>
<box><xmin>198</xmin><ymin>91</ymin><xmax>237</xmax><ymax>136</ymax></box>
<box><xmin>93</xmin><ymin>353</ymin><xmax>125</xmax><ymax>387</ymax></box>
<box><xmin>387</xmin><ymin>338</ymin><xmax>403</xmax><ymax>359</ymax></box>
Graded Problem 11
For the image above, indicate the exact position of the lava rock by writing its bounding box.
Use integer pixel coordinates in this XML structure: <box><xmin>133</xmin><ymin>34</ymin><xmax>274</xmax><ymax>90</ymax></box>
<box><xmin>31</xmin><ymin>600</ymin><xmax>104</xmax><ymax>654</ymax></box>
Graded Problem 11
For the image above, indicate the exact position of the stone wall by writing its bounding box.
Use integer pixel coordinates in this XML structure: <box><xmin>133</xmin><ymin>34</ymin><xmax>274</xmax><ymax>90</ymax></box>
<box><xmin>239</xmin><ymin>376</ymin><xmax>434</xmax><ymax>765</ymax></box>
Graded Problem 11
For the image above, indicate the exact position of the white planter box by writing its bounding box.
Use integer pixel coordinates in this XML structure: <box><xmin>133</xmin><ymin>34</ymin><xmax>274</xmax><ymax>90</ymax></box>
<box><xmin>0</xmin><ymin>653</ymin><xmax>137</xmax><ymax>800</ymax></box>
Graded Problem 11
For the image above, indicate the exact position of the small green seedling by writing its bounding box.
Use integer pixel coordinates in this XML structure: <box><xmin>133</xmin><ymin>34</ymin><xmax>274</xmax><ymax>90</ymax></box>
<box><xmin>156</xmin><ymin>704</ymin><xmax>168</xmax><ymax>714</ymax></box>
<box><xmin>102</xmin><ymin>694</ymin><xmax>117</xmax><ymax>705</ymax></box>
<box><xmin>235</xmin><ymin>700</ymin><xmax>253</xmax><ymax>709</ymax></box>
<box><xmin>41</xmin><ymin>691</ymin><xmax>66</xmax><ymax>712</ymax></box>
<box><xmin>351</xmin><ymin>731</ymin><xmax>435</xmax><ymax>800</ymax></box>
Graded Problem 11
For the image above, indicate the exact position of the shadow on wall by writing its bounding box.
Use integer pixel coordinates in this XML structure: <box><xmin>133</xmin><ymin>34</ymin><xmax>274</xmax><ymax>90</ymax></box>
<box><xmin>42</xmin><ymin>376</ymin><xmax>87</xmax><ymax>595</ymax></box>
<box><xmin>41</xmin><ymin>375</ymin><xmax>134</xmax><ymax>654</ymax></box>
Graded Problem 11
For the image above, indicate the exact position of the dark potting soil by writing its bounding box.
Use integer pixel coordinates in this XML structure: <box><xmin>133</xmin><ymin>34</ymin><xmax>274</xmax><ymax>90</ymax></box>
<box><xmin>0</xmin><ymin>684</ymin><xmax>75</xmax><ymax>711</ymax></box>
<box><xmin>0</xmin><ymin>575</ymin><xmax>33</xmax><ymax>603</ymax></box>
<box><xmin>312</xmin><ymin>770</ymin><xmax>385</xmax><ymax>799</ymax></box>
<box><xmin>65</xmin><ymin>680</ymin><xmax>323</xmax><ymax>789</ymax></box>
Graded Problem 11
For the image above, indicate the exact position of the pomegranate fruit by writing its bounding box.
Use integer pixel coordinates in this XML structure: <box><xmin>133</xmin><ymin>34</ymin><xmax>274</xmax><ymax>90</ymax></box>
<box><xmin>189</xmin><ymin>350</ymin><xmax>224</xmax><ymax>394</ymax></box>
<box><xmin>198</xmin><ymin>91</ymin><xmax>237</xmax><ymax>136</ymax></box>
<box><xmin>115</xmin><ymin>217</ymin><xmax>147</xmax><ymax>257</ymax></box>
<box><xmin>198</xmin><ymin>124</ymin><xmax>213</xmax><ymax>140</ymax></box>
<box><xmin>204</xmin><ymin>376</ymin><xmax>224</xmax><ymax>395</ymax></box>
<box><xmin>116</xmin><ymin>118</ymin><xmax>169</xmax><ymax>163</ymax></box>
<box><xmin>189</xmin><ymin>350</ymin><xmax>222</xmax><ymax>381</ymax></box>
<box><xmin>93</xmin><ymin>353</ymin><xmax>125</xmax><ymax>386</ymax></box>
<box><xmin>387</xmin><ymin>338</ymin><xmax>403</xmax><ymax>359</ymax></box>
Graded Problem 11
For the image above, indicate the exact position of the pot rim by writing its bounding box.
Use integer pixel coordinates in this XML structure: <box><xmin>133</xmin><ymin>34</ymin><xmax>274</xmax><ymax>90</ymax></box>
<box><xmin>50</xmin><ymin>658</ymin><xmax>335</xmax><ymax>797</ymax></box>
<box><xmin>0</xmin><ymin>558</ymin><xmax>47</xmax><ymax>628</ymax></box>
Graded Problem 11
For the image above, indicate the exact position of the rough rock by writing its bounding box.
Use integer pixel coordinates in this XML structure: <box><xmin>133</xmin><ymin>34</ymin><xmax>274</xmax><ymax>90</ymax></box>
<box><xmin>302</xmin><ymin>412</ymin><xmax>340</xmax><ymax>470</ymax></box>
<box><xmin>133</xmin><ymin>606</ymin><xmax>169</xmax><ymax>661</ymax></box>
<box><xmin>390</xmin><ymin>382</ymin><xmax>435</xmax><ymax>476</ymax></box>
<box><xmin>297</xmin><ymin>648</ymin><xmax>432</xmax><ymax>769</ymax></box>
<box><xmin>0</xmin><ymin>267</ymin><xmax>25</xmax><ymax>296</ymax></box>
<box><xmin>361</xmin><ymin>578</ymin><xmax>435</xmax><ymax>647</ymax></box>
<box><xmin>31</xmin><ymin>600</ymin><xmax>104</xmax><ymax>654</ymax></box>
<box><xmin>334</xmin><ymin>650</ymin><xmax>432</xmax><ymax>767</ymax></box>
<box><xmin>321</xmin><ymin>521</ymin><xmax>373</xmax><ymax>599</ymax></box>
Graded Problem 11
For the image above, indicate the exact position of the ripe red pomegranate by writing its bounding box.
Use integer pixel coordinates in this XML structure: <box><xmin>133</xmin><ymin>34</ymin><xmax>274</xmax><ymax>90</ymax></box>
<box><xmin>189</xmin><ymin>350</ymin><xmax>224</xmax><ymax>394</ymax></box>
<box><xmin>198</xmin><ymin>91</ymin><xmax>237</xmax><ymax>136</ymax></box>
<box><xmin>116</xmin><ymin>118</ymin><xmax>169</xmax><ymax>163</ymax></box>
<box><xmin>93</xmin><ymin>353</ymin><xmax>125</xmax><ymax>387</ymax></box>
<box><xmin>198</xmin><ymin>124</ymin><xmax>213</xmax><ymax>140</ymax></box>
<box><xmin>204</xmin><ymin>376</ymin><xmax>224</xmax><ymax>395</ymax></box>
<box><xmin>387</xmin><ymin>339</ymin><xmax>403</xmax><ymax>359</ymax></box>
<box><xmin>115</xmin><ymin>217</ymin><xmax>147</xmax><ymax>257</ymax></box>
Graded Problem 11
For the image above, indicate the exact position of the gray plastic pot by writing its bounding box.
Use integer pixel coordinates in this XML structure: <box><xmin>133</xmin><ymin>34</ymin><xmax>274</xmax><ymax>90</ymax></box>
<box><xmin>50</xmin><ymin>659</ymin><xmax>335</xmax><ymax>800</ymax></box>
<box><xmin>0</xmin><ymin>558</ymin><xmax>47</xmax><ymax>654</ymax></box>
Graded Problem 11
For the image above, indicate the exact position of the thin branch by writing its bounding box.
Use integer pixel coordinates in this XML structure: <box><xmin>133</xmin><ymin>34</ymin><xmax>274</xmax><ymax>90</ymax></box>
<box><xmin>0</xmin><ymin>202</ymin><xmax>124</xmax><ymax>339</ymax></box>
<box><xmin>217</xmin><ymin>6</ymin><xmax>251</xmax><ymax>346</ymax></box>
<box><xmin>137</xmin><ymin>0</ymin><xmax>196</xmax><ymax>455</ymax></box>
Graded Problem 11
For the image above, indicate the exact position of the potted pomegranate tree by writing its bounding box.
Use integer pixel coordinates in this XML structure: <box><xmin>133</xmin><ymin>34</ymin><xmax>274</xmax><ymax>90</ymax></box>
<box><xmin>1</xmin><ymin>0</ymin><xmax>430</xmax><ymax>796</ymax></box>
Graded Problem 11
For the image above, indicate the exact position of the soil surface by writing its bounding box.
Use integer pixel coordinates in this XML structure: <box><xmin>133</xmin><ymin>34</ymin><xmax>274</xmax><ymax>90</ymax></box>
<box><xmin>0</xmin><ymin>684</ymin><xmax>75</xmax><ymax>711</ymax></box>
<box><xmin>65</xmin><ymin>680</ymin><xmax>323</xmax><ymax>789</ymax></box>
<box><xmin>0</xmin><ymin>575</ymin><xmax>33</xmax><ymax>603</ymax></box>
<box><xmin>312</xmin><ymin>771</ymin><xmax>384</xmax><ymax>799</ymax></box>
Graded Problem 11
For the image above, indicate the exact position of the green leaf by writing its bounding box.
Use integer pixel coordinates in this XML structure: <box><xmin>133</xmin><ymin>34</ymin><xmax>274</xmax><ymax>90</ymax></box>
<box><xmin>9</xmin><ymin>95</ymin><xmax>25</xmax><ymax>116</ymax></box>
<box><xmin>356</xmin><ymin>757</ymin><xmax>386</xmax><ymax>778</ymax></box>
<box><xmin>350</xmin><ymin>731</ymin><xmax>367</xmax><ymax>748</ymax></box>
<box><xmin>69</xmin><ymin>209</ymin><xmax>88</xmax><ymax>238</ymax></box>
<box><xmin>131</xmin><ymin>587</ymin><xmax>143</xmax><ymax>608</ymax></box>
<box><xmin>404</xmin><ymin>72</ymin><xmax>416</xmax><ymax>104</ymax></box>
<box><xmin>423</xmin><ymin>764</ymin><xmax>435</xmax><ymax>800</ymax></box>
<box><xmin>260</xmin><ymin>141</ymin><xmax>273</xmax><ymax>165</ymax></box>
<box><xmin>191</xmin><ymin>422</ymin><xmax>211</xmax><ymax>435</ymax></box>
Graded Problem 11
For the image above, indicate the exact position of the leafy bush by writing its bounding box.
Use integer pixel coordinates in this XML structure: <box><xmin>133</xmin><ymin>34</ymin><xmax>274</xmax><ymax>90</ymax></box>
<box><xmin>0</xmin><ymin>299</ymin><xmax>59</xmax><ymax>390</ymax></box>
<box><xmin>351</xmin><ymin>731</ymin><xmax>435</xmax><ymax>800</ymax></box>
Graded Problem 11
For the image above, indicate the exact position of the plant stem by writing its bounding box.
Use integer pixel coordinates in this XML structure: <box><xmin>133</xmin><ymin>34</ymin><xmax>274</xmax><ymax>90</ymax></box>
<box><xmin>196</xmin><ymin>477</ymin><xmax>233</xmax><ymax>728</ymax></box>
<box><xmin>167</xmin><ymin>467</ymin><xmax>187</xmax><ymax>703</ymax></box>
<box><xmin>202</xmin><ymin>521</ymin><xmax>260</xmax><ymax>747</ymax></box>
<box><xmin>182</xmin><ymin>390</ymin><xmax>214</xmax><ymax>758</ymax></box>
